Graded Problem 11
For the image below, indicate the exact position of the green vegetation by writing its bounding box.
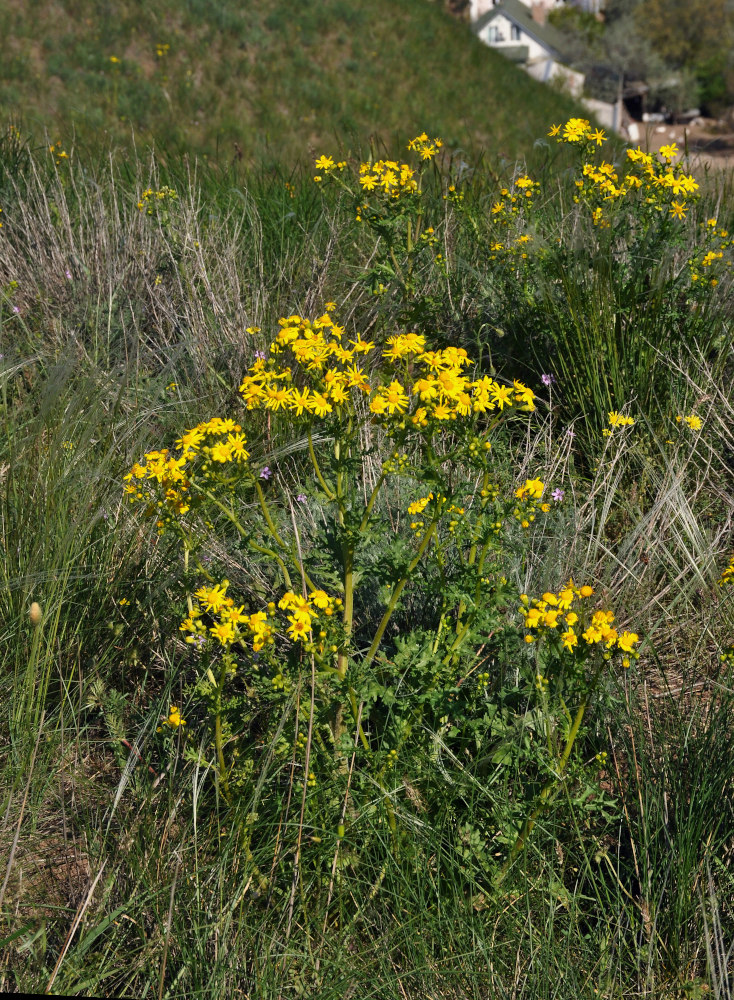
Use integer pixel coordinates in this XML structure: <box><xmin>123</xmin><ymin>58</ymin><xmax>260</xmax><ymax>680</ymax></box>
<box><xmin>0</xmin><ymin>0</ymin><xmax>581</xmax><ymax>165</ymax></box>
<box><xmin>550</xmin><ymin>0</ymin><xmax>734</xmax><ymax>115</ymax></box>
<box><xmin>1</xmin><ymin>104</ymin><xmax>733</xmax><ymax>1000</ymax></box>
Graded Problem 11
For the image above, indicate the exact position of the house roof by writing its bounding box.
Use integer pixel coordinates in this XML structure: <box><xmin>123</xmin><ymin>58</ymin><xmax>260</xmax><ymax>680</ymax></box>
<box><xmin>472</xmin><ymin>0</ymin><xmax>569</xmax><ymax>60</ymax></box>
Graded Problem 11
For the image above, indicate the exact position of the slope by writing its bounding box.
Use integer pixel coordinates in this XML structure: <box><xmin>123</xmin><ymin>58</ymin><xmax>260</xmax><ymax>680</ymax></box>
<box><xmin>1</xmin><ymin>0</ymin><xmax>582</xmax><ymax>163</ymax></box>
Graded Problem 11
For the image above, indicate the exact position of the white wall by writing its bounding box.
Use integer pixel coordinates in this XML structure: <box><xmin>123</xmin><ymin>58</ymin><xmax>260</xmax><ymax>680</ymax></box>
<box><xmin>477</xmin><ymin>15</ymin><xmax>550</xmax><ymax>62</ymax></box>
<box><xmin>470</xmin><ymin>0</ymin><xmax>498</xmax><ymax>20</ymax></box>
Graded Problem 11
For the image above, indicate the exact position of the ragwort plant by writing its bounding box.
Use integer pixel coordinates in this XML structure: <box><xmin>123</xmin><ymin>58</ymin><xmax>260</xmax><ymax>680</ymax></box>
<box><xmin>124</xmin><ymin>134</ymin><xmax>642</xmax><ymax>888</ymax></box>
<box><xmin>449</xmin><ymin>118</ymin><xmax>733</xmax><ymax>452</ymax></box>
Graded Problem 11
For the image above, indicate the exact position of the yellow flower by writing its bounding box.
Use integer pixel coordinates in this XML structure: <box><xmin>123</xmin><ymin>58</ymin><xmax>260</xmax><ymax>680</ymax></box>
<box><xmin>670</xmin><ymin>201</ymin><xmax>687</xmax><ymax>220</ymax></box>
<box><xmin>515</xmin><ymin>478</ymin><xmax>544</xmax><ymax>500</ymax></box>
<box><xmin>543</xmin><ymin>610</ymin><xmax>561</xmax><ymax>628</ymax></box>
<box><xmin>287</xmin><ymin>615</ymin><xmax>311</xmax><ymax>641</ymax></box>
<box><xmin>315</xmin><ymin>155</ymin><xmax>335</xmax><ymax>171</ymax></box>
<box><xmin>195</xmin><ymin>582</ymin><xmax>229</xmax><ymax>613</ymax></box>
<box><xmin>490</xmin><ymin>383</ymin><xmax>514</xmax><ymax>410</ymax></box>
<box><xmin>617</xmin><ymin>631</ymin><xmax>639</xmax><ymax>653</ymax></box>
<box><xmin>209</xmin><ymin>440</ymin><xmax>234</xmax><ymax>463</ymax></box>
<box><xmin>719</xmin><ymin>556</ymin><xmax>734</xmax><ymax>586</ymax></box>
<box><xmin>562</xmin><ymin>117</ymin><xmax>591</xmax><ymax>143</ymax></box>
<box><xmin>561</xmin><ymin>629</ymin><xmax>578</xmax><ymax>651</ymax></box>
<box><xmin>309</xmin><ymin>589</ymin><xmax>332</xmax><ymax>610</ymax></box>
<box><xmin>227</xmin><ymin>432</ymin><xmax>250</xmax><ymax>461</ymax></box>
<box><xmin>210</xmin><ymin>621</ymin><xmax>236</xmax><ymax>645</ymax></box>
<box><xmin>164</xmin><ymin>706</ymin><xmax>186</xmax><ymax>728</ymax></box>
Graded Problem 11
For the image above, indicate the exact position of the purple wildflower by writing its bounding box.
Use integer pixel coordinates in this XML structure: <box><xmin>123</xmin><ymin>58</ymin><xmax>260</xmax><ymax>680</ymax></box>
<box><xmin>260</xmin><ymin>466</ymin><xmax>272</xmax><ymax>480</ymax></box>
<box><xmin>551</xmin><ymin>488</ymin><xmax>565</xmax><ymax>502</ymax></box>
<box><xmin>296</xmin><ymin>493</ymin><xmax>307</xmax><ymax>502</ymax></box>
<box><xmin>65</xmin><ymin>270</ymin><xmax>72</xmax><ymax>280</ymax></box>
<box><xmin>254</xmin><ymin>350</ymin><xmax>266</xmax><ymax>361</ymax></box>
<box><xmin>541</xmin><ymin>373</ymin><xmax>556</xmax><ymax>387</ymax></box>
<box><xmin>12</xmin><ymin>305</ymin><xmax>20</xmax><ymax>314</ymax></box>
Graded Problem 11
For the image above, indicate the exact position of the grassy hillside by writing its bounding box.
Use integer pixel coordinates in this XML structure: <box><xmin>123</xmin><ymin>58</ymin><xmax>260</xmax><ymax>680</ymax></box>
<box><xmin>0</xmin><ymin>0</ymin><xmax>581</xmax><ymax>163</ymax></box>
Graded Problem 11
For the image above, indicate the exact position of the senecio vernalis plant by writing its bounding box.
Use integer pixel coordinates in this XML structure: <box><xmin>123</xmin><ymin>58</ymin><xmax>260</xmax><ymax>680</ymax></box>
<box><xmin>124</xmin><ymin>309</ymin><xmax>638</xmax><ymax>862</ymax></box>
<box><xmin>124</xmin><ymin>132</ymin><xmax>642</xmax><ymax>868</ymax></box>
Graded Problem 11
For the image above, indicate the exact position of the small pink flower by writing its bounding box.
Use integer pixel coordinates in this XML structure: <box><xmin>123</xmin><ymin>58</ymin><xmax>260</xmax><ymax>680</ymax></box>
<box><xmin>260</xmin><ymin>467</ymin><xmax>272</xmax><ymax>480</ymax></box>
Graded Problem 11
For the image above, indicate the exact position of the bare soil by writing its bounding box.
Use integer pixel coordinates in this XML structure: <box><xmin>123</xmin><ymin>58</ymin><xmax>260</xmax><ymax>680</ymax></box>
<box><xmin>636</xmin><ymin>117</ymin><xmax>734</xmax><ymax>170</ymax></box>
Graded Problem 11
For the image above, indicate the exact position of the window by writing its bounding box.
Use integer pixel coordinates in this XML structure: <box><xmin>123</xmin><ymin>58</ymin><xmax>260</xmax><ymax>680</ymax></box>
<box><xmin>511</xmin><ymin>23</ymin><xmax>521</xmax><ymax>40</ymax></box>
<box><xmin>487</xmin><ymin>24</ymin><xmax>505</xmax><ymax>42</ymax></box>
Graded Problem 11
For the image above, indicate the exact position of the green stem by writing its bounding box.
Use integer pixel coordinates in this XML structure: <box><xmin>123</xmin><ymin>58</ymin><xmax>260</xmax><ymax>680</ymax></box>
<box><xmin>308</xmin><ymin>428</ymin><xmax>336</xmax><ymax>501</ymax></box>
<box><xmin>362</xmin><ymin>520</ymin><xmax>437</xmax><ymax>673</ymax></box>
<box><xmin>349</xmin><ymin>686</ymin><xmax>370</xmax><ymax>752</ymax></box>
<box><xmin>248</xmin><ymin>540</ymin><xmax>293</xmax><ymax>591</ymax></box>
<box><xmin>193</xmin><ymin>484</ymin><xmax>295</xmax><ymax>589</ymax></box>
<box><xmin>497</xmin><ymin>658</ymin><xmax>607</xmax><ymax>883</ymax></box>
<box><xmin>256</xmin><ymin>481</ymin><xmax>317</xmax><ymax>591</ymax></box>
<box><xmin>337</xmin><ymin>545</ymin><xmax>353</xmax><ymax>681</ymax></box>
<box><xmin>358</xmin><ymin>471</ymin><xmax>387</xmax><ymax>533</ymax></box>
<box><xmin>255</xmin><ymin>480</ymin><xmax>287</xmax><ymax>548</ymax></box>
<box><xmin>389</xmin><ymin>246</ymin><xmax>406</xmax><ymax>287</ymax></box>
<box><xmin>214</xmin><ymin>658</ymin><xmax>230</xmax><ymax>801</ymax></box>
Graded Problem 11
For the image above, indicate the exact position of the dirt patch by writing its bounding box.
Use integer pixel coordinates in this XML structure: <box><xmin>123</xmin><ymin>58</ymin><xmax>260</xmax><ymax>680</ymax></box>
<box><xmin>635</xmin><ymin>118</ymin><xmax>734</xmax><ymax>170</ymax></box>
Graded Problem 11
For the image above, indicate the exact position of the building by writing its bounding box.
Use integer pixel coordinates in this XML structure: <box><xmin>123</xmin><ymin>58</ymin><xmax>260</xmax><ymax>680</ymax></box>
<box><xmin>471</xmin><ymin>0</ymin><xmax>584</xmax><ymax>97</ymax></box>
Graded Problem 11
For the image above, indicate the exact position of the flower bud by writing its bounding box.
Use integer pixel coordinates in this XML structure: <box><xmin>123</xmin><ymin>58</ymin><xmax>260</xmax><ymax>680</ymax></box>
<box><xmin>29</xmin><ymin>602</ymin><xmax>42</xmax><ymax>625</ymax></box>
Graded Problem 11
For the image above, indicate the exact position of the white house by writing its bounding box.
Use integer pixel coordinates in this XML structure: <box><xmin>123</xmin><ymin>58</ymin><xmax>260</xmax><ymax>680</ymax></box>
<box><xmin>471</xmin><ymin>0</ymin><xmax>584</xmax><ymax>97</ymax></box>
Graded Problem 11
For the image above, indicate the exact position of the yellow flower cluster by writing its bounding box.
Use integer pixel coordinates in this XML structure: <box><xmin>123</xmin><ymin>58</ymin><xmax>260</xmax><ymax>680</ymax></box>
<box><xmin>124</xmin><ymin>417</ymin><xmax>249</xmax><ymax>523</ymax></box>
<box><xmin>520</xmin><ymin>583</ymin><xmax>640</xmax><ymax>665</ymax></box>
<box><xmin>313</xmin><ymin>155</ymin><xmax>347</xmax><ymax>181</ymax></box>
<box><xmin>676</xmin><ymin>414</ymin><xmax>702</xmax><ymax>431</ymax></box>
<box><xmin>515</xmin><ymin>478</ymin><xmax>544</xmax><ymax>501</ymax></box>
<box><xmin>238</xmin><ymin>311</ymin><xmax>535</xmax><ymax>426</ymax></box>
<box><xmin>719</xmin><ymin>555</ymin><xmax>734</xmax><ymax>587</ymax></box>
<box><xmin>314</xmin><ymin>134</ymin><xmax>440</xmax><ymax>198</ymax></box>
<box><xmin>239</xmin><ymin>310</ymin><xmax>372</xmax><ymax>416</ymax></box>
<box><xmin>548</xmin><ymin>118</ymin><xmax>606</xmax><ymax>146</ymax></box>
<box><xmin>358</xmin><ymin>160</ymin><xmax>418</xmax><ymax>197</ymax></box>
<box><xmin>549</xmin><ymin>118</ymin><xmax>699</xmax><ymax>223</ymax></box>
<box><xmin>49</xmin><ymin>140</ymin><xmax>69</xmax><ymax>166</ymax></box>
<box><xmin>278</xmin><ymin>589</ymin><xmax>341</xmax><ymax>642</ymax></box>
<box><xmin>689</xmin><ymin>218</ymin><xmax>732</xmax><ymax>285</ymax></box>
<box><xmin>158</xmin><ymin>705</ymin><xmax>185</xmax><ymax>730</ymax></box>
<box><xmin>180</xmin><ymin>580</ymin><xmax>275</xmax><ymax>651</ymax></box>
<box><xmin>179</xmin><ymin>583</ymin><xmax>342</xmax><ymax>654</ymax></box>
<box><xmin>602</xmin><ymin>411</ymin><xmax>635</xmax><ymax>437</ymax></box>
<box><xmin>513</xmin><ymin>478</ymin><xmax>548</xmax><ymax>528</ymax></box>
<box><xmin>407</xmin><ymin>132</ymin><xmax>443</xmax><ymax>160</ymax></box>
<box><xmin>137</xmin><ymin>186</ymin><xmax>178</xmax><ymax>212</ymax></box>
<box><xmin>491</xmin><ymin>179</ymin><xmax>538</xmax><ymax>219</ymax></box>
<box><xmin>406</xmin><ymin>492</ymin><xmax>464</xmax><ymax>532</ymax></box>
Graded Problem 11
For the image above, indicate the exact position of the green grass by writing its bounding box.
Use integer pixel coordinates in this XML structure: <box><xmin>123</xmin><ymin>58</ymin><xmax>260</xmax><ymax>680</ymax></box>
<box><xmin>0</xmin><ymin>131</ymin><xmax>733</xmax><ymax>997</ymax></box>
<box><xmin>0</xmin><ymin>0</ymin><xmax>582</xmax><ymax>165</ymax></box>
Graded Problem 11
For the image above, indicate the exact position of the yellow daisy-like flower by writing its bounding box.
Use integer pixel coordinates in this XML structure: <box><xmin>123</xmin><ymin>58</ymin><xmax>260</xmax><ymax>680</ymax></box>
<box><xmin>163</xmin><ymin>706</ymin><xmax>186</xmax><ymax>728</ymax></box>
<box><xmin>515</xmin><ymin>478</ymin><xmax>544</xmax><ymax>501</ymax></box>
